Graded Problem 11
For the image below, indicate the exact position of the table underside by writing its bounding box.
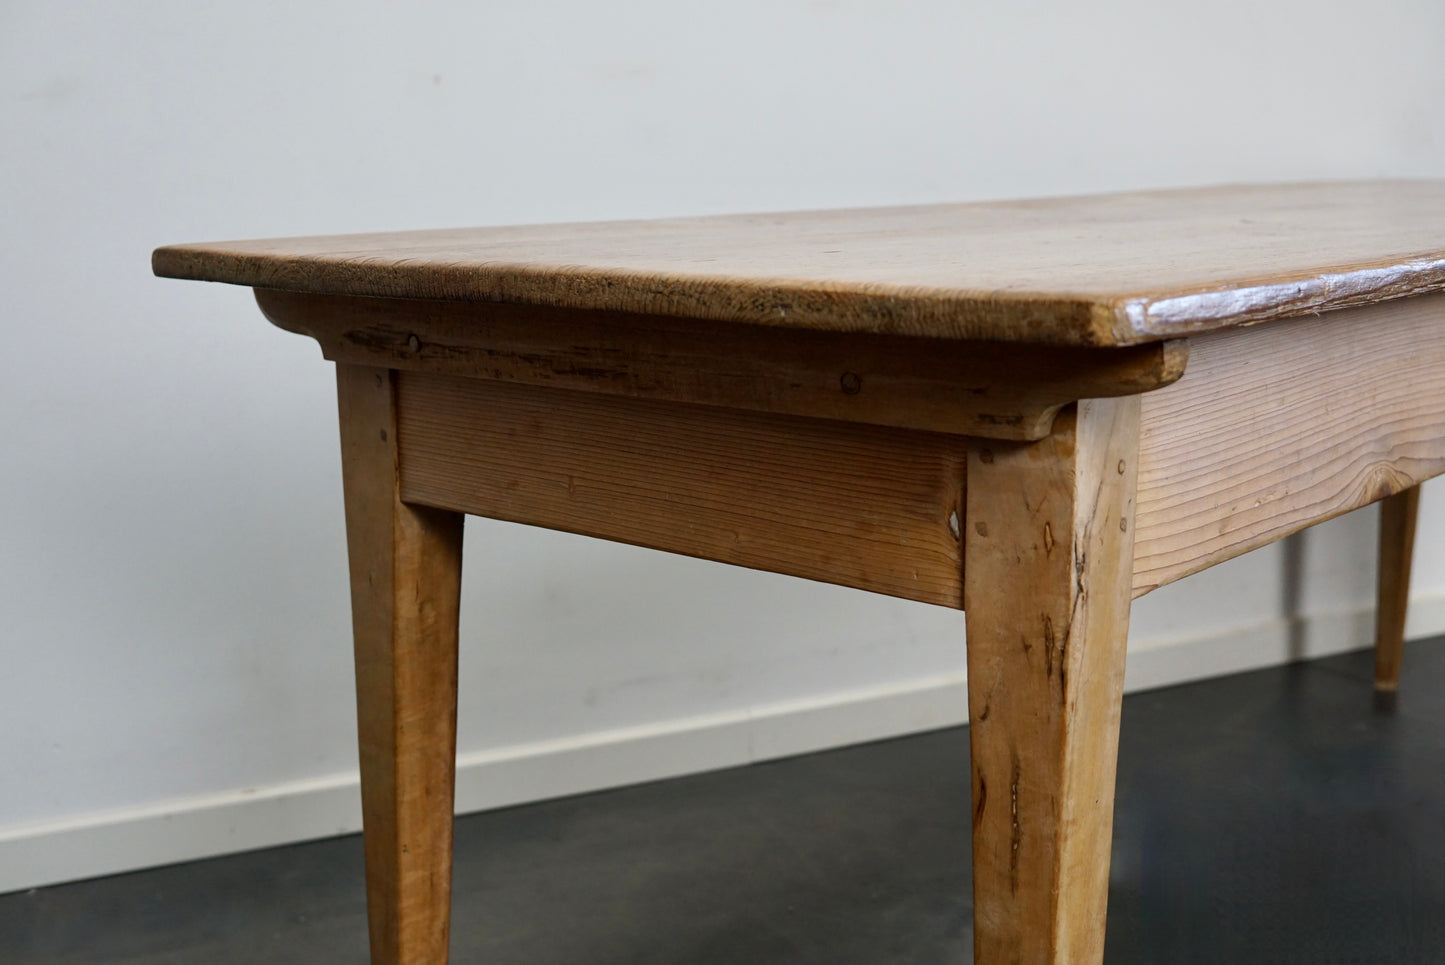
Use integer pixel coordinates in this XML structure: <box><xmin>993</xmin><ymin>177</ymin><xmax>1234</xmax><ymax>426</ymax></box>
<box><xmin>264</xmin><ymin>290</ymin><xmax>1445</xmax><ymax>608</ymax></box>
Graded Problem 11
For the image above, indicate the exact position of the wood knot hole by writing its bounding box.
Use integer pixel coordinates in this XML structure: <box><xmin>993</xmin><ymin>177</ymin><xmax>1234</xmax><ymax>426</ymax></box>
<box><xmin>839</xmin><ymin>371</ymin><xmax>862</xmax><ymax>395</ymax></box>
<box><xmin>1117</xmin><ymin>459</ymin><xmax>1126</xmax><ymax>475</ymax></box>
<box><xmin>406</xmin><ymin>334</ymin><xmax>422</xmax><ymax>353</ymax></box>
<box><xmin>948</xmin><ymin>509</ymin><xmax>961</xmax><ymax>540</ymax></box>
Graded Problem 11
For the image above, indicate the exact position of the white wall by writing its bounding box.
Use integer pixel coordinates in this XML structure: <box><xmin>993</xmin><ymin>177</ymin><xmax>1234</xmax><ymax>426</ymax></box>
<box><xmin>3</xmin><ymin>0</ymin><xmax>1444</xmax><ymax>891</ymax></box>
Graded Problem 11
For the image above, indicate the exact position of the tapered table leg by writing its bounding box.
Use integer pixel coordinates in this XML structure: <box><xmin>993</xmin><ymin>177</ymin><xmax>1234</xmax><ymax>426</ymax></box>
<box><xmin>1374</xmin><ymin>485</ymin><xmax>1419</xmax><ymax>709</ymax></box>
<box><xmin>963</xmin><ymin>398</ymin><xmax>1140</xmax><ymax>965</ymax></box>
<box><xmin>338</xmin><ymin>364</ymin><xmax>465</xmax><ymax>965</ymax></box>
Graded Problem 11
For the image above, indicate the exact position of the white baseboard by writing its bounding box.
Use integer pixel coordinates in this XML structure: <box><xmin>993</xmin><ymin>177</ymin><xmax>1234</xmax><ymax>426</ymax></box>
<box><xmin>5</xmin><ymin>594</ymin><xmax>1444</xmax><ymax>895</ymax></box>
<box><xmin>1124</xmin><ymin>593</ymin><xmax>1445</xmax><ymax>692</ymax></box>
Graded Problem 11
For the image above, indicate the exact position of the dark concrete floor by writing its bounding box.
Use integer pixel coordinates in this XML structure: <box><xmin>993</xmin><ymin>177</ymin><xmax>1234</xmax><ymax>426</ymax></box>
<box><xmin>5</xmin><ymin>638</ymin><xmax>1445</xmax><ymax>964</ymax></box>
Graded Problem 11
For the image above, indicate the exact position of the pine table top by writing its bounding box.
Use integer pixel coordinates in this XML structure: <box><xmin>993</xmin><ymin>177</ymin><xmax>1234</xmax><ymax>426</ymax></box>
<box><xmin>154</xmin><ymin>180</ymin><xmax>1445</xmax><ymax>347</ymax></box>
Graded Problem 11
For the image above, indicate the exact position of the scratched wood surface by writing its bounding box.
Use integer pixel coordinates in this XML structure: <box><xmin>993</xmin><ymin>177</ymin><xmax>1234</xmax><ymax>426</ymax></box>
<box><xmin>154</xmin><ymin>181</ymin><xmax>1445</xmax><ymax>347</ymax></box>
<box><xmin>1133</xmin><ymin>294</ymin><xmax>1445</xmax><ymax>595</ymax></box>
<box><xmin>964</xmin><ymin>399</ymin><xmax>1140</xmax><ymax>964</ymax></box>
<box><xmin>256</xmin><ymin>289</ymin><xmax>1185</xmax><ymax>441</ymax></box>
<box><xmin>395</xmin><ymin>372</ymin><xmax>968</xmax><ymax>606</ymax></box>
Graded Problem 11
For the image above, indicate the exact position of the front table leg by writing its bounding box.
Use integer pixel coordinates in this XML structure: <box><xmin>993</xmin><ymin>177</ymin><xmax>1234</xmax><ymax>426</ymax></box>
<box><xmin>338</xmin><ymin>365</ymin><xmax>465</xmax><ymax>965</ymax></box>
<box><xmin>964</xmin><ymin>398</ymin><xmax>1140</xmax><ymax>964</ymax></box>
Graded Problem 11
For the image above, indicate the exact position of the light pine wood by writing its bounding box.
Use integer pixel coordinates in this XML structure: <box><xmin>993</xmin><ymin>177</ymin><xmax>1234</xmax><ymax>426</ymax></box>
<box><xmin>152</xmin><ymin>182</ymin><xmax>1445</xmax><ymax>961</ymax></box>
<box><xmin>256</xmin><ymin>289</ymin><xmax>1186</xmax><ymax>441</ymax></box>
<box><xmin>338</xmin><ymin>364</ymin><xmax>465</xmax><ymax>965</ymax></box>
<box><xmin>963</xmin><ymin>398</ymin><xmax>1139</xmax><ymax>965</ymax></box>
<box><xmin>1375</xmin><ymin>485</ymin><xmax>1420</xmax><ymax>698</ymax></box>
<box><xmin>395</xmin><ymin>371</ymin><xmax>966</xmax><ymax>606</ymax></box>
<box><xmin>1133</xmin><ymin>294</ymin><xmax>1445</xmax><ymax>596</ymax></box>
<box><xmin>155</xmin><ymin>181</ymin><xmax>1445</xmax><ymax>347</ymax></box>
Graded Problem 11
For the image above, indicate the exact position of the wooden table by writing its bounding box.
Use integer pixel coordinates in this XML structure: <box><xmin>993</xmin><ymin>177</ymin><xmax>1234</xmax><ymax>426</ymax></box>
<box><xmin>154</xmin><ymin>181</ymin><xmax>1445</xmax><ymax>964</ymax></box>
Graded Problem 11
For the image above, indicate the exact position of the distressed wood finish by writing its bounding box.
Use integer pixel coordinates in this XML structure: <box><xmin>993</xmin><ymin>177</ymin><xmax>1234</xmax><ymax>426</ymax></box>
<box><xmin>964</xmin><ymin>399</ymin><xmax>1140</xmax><ymax>964</ymax></box>
<box><xmin>1133</xmin><ymin>295</ymin><xmax>1445</xmax><ymax>596</ymax></box>
<box><xmin>338</xmin><ymin>365</ymin><xmax>465</xmax><ymax>965</ymax></box>
<box><xmin>153</xmin><ymin>181</ymin><xmax>1445</xmax><ymax>965</ymax></box>
<box><xmin>155</xmin><ymin>181</ymin><xmax>1445</xmax><ymax>347</ymax></box>
<box><xmin>1375</xmin><ymin>486</ymin><xmax>1420</xmax><ymax>701</ymax></box>
<box><xmin>256</xmin><ymin>289</ymin><xmax>1186</xmax><ymax>441</ymax></box>
<box><xmin>396</xmin><ymin>372</ymin><xmax>967</xmax><ymax>606</ymax></box>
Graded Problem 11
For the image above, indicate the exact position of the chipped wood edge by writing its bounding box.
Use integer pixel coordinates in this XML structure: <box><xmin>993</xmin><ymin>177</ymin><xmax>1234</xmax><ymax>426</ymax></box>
<box><xmin>1117</xmin><ymin>254</ymin><xmax>1445</xmax><ymax>341</ymax></box>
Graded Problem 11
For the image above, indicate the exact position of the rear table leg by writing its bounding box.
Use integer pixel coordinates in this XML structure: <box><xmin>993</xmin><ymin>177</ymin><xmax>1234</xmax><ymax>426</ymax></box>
<box><xmin>1374</xmin><ymin>485</ymin><xmax>1419</xmax><ymax>711</ymax></box>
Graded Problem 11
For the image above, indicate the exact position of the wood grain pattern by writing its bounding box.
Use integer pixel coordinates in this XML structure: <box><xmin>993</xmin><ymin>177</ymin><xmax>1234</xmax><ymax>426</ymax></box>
<box><xmin>1375</xmin><ymin>485</ymin><xmax>1420</xmax><ymax>697</ymax></box>
<box><xmin>337</xmin><ymin>365</ymin><xmax>465</xmax><ymax>965</ymax></box>
<box><xmin>155</xmin><ymin>181</ymin><xmax>1445</xmax><ymax>347</ymax></box>
<box><xmin>1133</xmin><ymin>295</ymin><xmax>1445</xmax><ymax>596</ymax></box>
<box><xmin>257</xmin><ymin>288</ymin><xmax>1186</xmax><ymax>441</ymax></box>
<box><xmin>394</xmin><ymin>372</ymin><xmax>967</xmax><ymax>606</ymax></box>
<box><xmin>964</xmin><ymin>399</ymin><xmax>1140</xmax><ymax>965</ymax></box>
<box><xmin>155</xmin><ymin>185</ymin><xmax>1445</xmax><ymax>964</ymax></box>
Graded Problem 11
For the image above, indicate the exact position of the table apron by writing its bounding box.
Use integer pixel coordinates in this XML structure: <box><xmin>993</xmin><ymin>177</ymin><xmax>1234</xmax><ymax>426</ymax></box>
<box><xmin>394</xmin><ymin>371</ymin><xmax>968</xmax><ymax>606</ymax></box>
<box><xmin>1133</xmin><ymin>293</ymin><xmax>1445</xmax><ymax>596</ymax></box>
<box><xmin>372</xmin><ymin>292</ymin><xmax>1445</xmax><ymax>609</ymax></box>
